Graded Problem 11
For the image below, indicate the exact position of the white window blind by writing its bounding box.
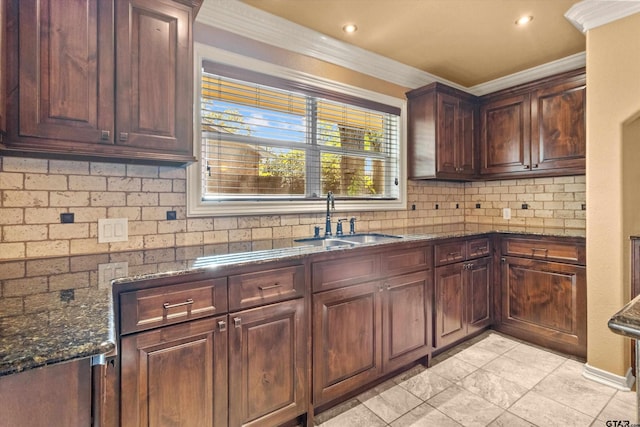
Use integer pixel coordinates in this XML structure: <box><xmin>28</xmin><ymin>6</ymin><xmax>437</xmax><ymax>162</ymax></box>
<box><xmin>200</xmin><ymin>65</ymin><xmax>400</xmax><ymax>202</ymax></box>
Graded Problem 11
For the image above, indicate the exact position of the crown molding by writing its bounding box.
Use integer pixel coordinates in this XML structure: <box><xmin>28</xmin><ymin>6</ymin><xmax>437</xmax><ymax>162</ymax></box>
<box><xmin>565</xmin><ymin>0</ymin><xmax>640</xmax><ymax>33</ymax></box>
<box><xmin>469</xmin><ymin>52</ymin><xmax>586</xmax><ymax>96</ymax></box>
<box><xmin>197</xmin><ymin>0</ymin><xmax>585</xmax><ymax>95</ymax></box>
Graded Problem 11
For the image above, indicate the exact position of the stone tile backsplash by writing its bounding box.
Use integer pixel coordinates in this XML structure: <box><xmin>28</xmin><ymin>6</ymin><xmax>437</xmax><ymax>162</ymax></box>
<box><xmin>0</xmin><ymin>157</ymin><xmax>585</xmax><ymax>260</ymax></box>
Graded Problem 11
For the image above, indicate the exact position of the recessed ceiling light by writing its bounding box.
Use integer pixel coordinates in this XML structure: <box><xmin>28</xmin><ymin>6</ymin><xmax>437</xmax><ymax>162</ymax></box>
<box><xmin>342</xmin><ymin>24</ymin><xmax>358</xmax><ymax>34</ymax></box>
<box><xmin>516</xmin><ymin>15</ymin><xmax>533</xmax><ymax>25</ymax></box>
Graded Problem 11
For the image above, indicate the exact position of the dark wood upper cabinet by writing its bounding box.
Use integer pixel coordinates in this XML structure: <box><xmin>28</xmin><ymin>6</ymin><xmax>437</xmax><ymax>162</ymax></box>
<box><xmin>531</xmin><ymin>78</ymin><xmax>586</xmax><ymax>171</ymax></box>
<box><xmin>3</xmin><ymin>0</ymin><xmax>200</xmax><ymax>164</ymax></box>
<box><xmin>115</xmin><ymin>0</ymin><xmax>192</xmax><ymax>154</ymax></box>
<box><xmin>407</xmin><ymin>83</ymin><xmax>478</xmax><ymax>180</ymax></box>
<box><xmin>8</xmin><ymin>0</ymin><xmax>114</xmax><ymax>145</ymax></box>
<box><xmin>408</xmin><ymin>68</ymin><xmax>585</xmax><ymax>180</ymax></box>
<box><xmin>0</xmin><ymin>0</ymin><xmax>6</xmax><ymax>140</ymax></box>
<box><xmin>480</xmin><ymin>93</ymin><xmax>531</xmax><ymax>175</ymax></box>
<box><xmin>479</xmin><ymin>68</ymin><xmax>585</xmax><ymax>179</ymax></box>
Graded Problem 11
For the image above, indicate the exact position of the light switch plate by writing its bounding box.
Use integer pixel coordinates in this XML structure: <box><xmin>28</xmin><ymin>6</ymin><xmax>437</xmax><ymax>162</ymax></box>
<box><xmin>98</xmin><ymin>218</ymin><xmax>128</xmax><ymax>243</ymax></box>
<box><xmin>502</xmin><ymin>207</ymin><xmax>511</xmax><ymax>220</ymax></box>
<box><xmin>98</xmin><ymin>262</ymin><xmax>129</xmax><ymax>288</ymax></box>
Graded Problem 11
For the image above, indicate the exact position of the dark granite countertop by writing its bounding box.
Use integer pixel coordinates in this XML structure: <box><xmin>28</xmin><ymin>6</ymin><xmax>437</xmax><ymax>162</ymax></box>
<box><xmin>609</xmin><ymin>294</ymin><xmax>640</xmax><ymax>339</ymax></box>
<box><xmin>0</xmin><ymin>223</ymin><xmax>585</xmax><ymax>377</ymax></box>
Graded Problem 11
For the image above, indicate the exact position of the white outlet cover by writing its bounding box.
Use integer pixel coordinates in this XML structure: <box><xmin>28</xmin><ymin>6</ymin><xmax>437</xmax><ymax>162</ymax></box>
<box><xmin>502</xmin><ymin>207</ymin><xmax>512</xmax><ymax>220</ymax></box>
<box><xmin>98</xmin><ymin>218</ymin><xmax>128</xmax><ymax>243</ymax></box>
<box><xmin>98</xmin><ymin>262</ymin><xmax>129</xmax><ymax>288</ymax></box>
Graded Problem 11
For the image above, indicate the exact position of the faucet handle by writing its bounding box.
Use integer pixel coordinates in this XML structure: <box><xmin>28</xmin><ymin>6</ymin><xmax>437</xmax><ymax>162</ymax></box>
<box><xmin>336</xmin><ymin>218</ymin><xmax>348</xmax><ymax>236</ymax></box>
<box><xmin>313</xmin><ymin>226</ymin><xmax>321</xmax><ymax>238</ymax></box>
<box><xmin>349</xmin><ymin>217</ymin><xmax>357</xmax><ymax>234</ymax></box>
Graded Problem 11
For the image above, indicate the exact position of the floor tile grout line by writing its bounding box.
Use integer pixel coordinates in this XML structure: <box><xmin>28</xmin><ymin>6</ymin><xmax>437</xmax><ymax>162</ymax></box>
<box><xmin>317</xmin><ymin>332</ymin><xmax>627</xmax><ymax>426</ymax></box>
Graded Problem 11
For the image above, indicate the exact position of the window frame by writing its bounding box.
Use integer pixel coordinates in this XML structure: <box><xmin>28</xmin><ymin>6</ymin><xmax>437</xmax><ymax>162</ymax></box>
<box><xmin>187</xmin><ymin>42</ymin><xmax>407</xmax><ymax>217</ymax></box>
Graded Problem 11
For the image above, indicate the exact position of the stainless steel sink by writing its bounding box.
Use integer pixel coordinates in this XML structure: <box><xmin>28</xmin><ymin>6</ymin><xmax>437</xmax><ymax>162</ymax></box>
<box><xmin>337</xmin><ymin>233</ymin><xmax>402</xmax><ymax>244</ymax></box>
<box><xmin>295</xmin><ymin>233</ymin><xmax>402</xmax><ymax>249</ymax></box>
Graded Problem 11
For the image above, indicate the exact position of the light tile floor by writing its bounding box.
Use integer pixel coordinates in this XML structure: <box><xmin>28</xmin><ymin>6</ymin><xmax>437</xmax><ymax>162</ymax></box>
<box><xmin>314</xmin><ymin>332</ymin><xmax>636</xmax><ymax>427</ymax></box>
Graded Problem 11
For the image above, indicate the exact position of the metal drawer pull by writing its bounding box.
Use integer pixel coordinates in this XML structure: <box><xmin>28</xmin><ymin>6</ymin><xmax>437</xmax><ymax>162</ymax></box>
<box><xmin>531</xmin><ymin>248</ymin><xmax>549</xmax><ymax>255</ymax></box>
<box><xmin>259</xmin><ymin>283</ymin><xmax>281</xmax><ymax>291</ymax></box>
<box><xmin>447</xmin><ymin>251</ymin><xmax>461</xmax><ymax>257</ymax></box>
<box><xmin>218</xmin><ymin>320</ymin><xmax>227</xmax><ymax>332</ymax></box>
<box><xmin>234</xmin><ymin>317</ymin><xmax>242</xmax><ymax>328</ymax></box>
<box><xmin>163</xmin><ymin>298</ymin><xmax>194</xmax><ymax>310</ymax></box>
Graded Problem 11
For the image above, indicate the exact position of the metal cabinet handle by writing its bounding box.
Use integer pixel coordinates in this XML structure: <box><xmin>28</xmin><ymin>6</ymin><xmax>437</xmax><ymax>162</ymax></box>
<box><xmin>119</xmin><ymin>132</ymin><xmax>129</xmax><ymax>141</ymax></box>
<box><xmin>524</xmin><ymin>165</ymin><xmax>531</xmax><ymax>169</ymax></box>
<box><xmin>163</xmin><ymin>298</ymin><xmax>194</xmax><ymax>310</ymax></box>
<box><xmin>259</xmin><ymin>283</ymin><xmax>281</xmax><ymax>291</ymax></box>
<box><xmin>532</xmin><ymin>164</ymin><xmax>539</xmax><ymax>168</ymax></box>
<box><xmin>218</xmin><ymin>320</ymin><xmax>227</xmax><ymax>332</ymax></box>
<box><xmin>531</xmin><ymin>248</ymin><xmax>549</xmax><ymax>256</ymax></box>
<box><xmin>447</xmin><ymin>251</ymin><xmax>461</xmax><ymax>258</ymax></box>
<box><xmin>233</xmin><ymin>317</ymin><xmax>242</xmax><ymax>328</ymax></box>
<box><xmin>101</xmin><ymin>130</ymin><xmax>110</xmax><ymax>140</ymax></box>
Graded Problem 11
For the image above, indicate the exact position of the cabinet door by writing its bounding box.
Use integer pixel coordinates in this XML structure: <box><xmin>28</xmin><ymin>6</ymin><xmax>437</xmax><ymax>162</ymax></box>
<box><xmin>466</xmin><ymin>257</ymin><xmax>492</xmax><ymax>334</ymax></box>
<box><xmin>10</xmin><ymin>0</ymin><xmax>114</xmax><ymax>144</ymax></box>
<box><xmin>436</xmin><ymin>93</ymin><xmax>458</xmax><ymax>175</ymax></box>
<box><xmin>436</xmin><ymin>93</ymin><xmax>476</xmax><ymax>177</ymax></box>
<box><xmin>0</xmin><ymin>359</ymin><xmax>92</xmax><ymax>427</ymax></box>
<box><xmin>120</xmin><ymin>316</ymin><xmax>228</xmax><ymax>427</ymax></box>
<box><xmin>115</xmin><ymin>0</ymin><xmax>192</xmax><ymax>155</ymax></box>
<box><xmin>531</xmin><ymin>79</ymin><xmax>585</xmax><ymax>171</ymax></box>
<box><xmin>501</xmin><ymin>256</ymin><xmax>586</xmax><ymax>357</ymax></box>
<box><xmin>383</xmin><ymin>271</ymin><xmax>432</xmax><ymax>372</ymax></box>
<box><xmin>229</xmin><ymin>299</ymin><xmax>307</xmax><ymax>427</ymax></box>
<box><xmin>0</xmin><ymin>0</ymin><xmax>6</xmax><ymax>137</ymax></box>
<box><xmin>434</xmin><ymin>263</ymin><xmax>467</xmax><ymax>349</ymax></box>
<box><xmin>480</xmin><ymin>94</ymin><xmax>530</xmax><ymax>175</ymax></box>
<box><xmin>457</xmin><ymin>99</ymin><xmax>476</xmax><ymax>176</ymax></box>
<box><xmin>313</xmin><ymin>282</ymin><xmax>382</xmax><ymax>406</ymax></box>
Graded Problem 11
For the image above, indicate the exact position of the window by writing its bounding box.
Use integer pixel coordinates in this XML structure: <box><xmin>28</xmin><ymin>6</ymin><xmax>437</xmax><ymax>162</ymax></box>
<box><xmin>188</xmin><ymin>44</ymin><xmax>406</xmax><ymax>216</ymax></box>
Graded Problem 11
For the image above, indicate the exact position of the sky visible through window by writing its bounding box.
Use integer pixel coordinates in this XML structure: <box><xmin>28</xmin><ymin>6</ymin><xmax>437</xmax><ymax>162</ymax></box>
<box><xmin>205</xmin><ymin>100</ymin><xmax>306</xmax><ymax>144</ymax></box>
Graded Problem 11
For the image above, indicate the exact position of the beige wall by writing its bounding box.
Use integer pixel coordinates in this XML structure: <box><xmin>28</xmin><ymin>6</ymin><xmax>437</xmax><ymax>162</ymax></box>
<box><xmin>586</xmin><ymin>12</ymin><xmax>640</xmax><ymax>376</ymax></box>
<box><xmin>0</xmin><ymin>154</ymin><xmax>585</xmax><ymax>260</ymax></box>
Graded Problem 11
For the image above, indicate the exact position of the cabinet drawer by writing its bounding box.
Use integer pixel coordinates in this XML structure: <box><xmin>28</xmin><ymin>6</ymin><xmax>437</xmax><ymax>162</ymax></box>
<box><xmin>229</xmin><ymin>265</ymin><xmax>305</xmax><ymax>311</ymax></box>
<box><xmin>467</xmin><ymin>238</ymin><xmax>491</xmax><ymax>259</ymax></box>
<box><xmin>502</xmin><ymin>238</ymin><xmax>585</xmax><ymax>264</ymax></box>
<box><xmin>381</xmin><ymin>246</ymin><xmax>433</xmax><ymax>276</ymax></box>
<box><xmin>312</xmin><ymin>254</ymin><xmax>379</xmax><ymax>293</ymax></box>
<box><xmin>120</xmin><ymin>278</ymin><xmax>228</xmax><ymax>334</ymax></box>
<box><xmin>435</xmin><ymin>241</ymin><xmax>466</xmax><ymax>266</ymax></box>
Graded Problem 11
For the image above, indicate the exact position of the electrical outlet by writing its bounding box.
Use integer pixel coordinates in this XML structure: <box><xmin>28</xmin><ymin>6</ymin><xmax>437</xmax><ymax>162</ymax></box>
<box><xmin>98</xmin><ymin>262</ymin><xmax>129</xmax><ymax>288</ymax></box>
<box><xmin>98</xmin><ymin>218</ymin><xmax>128</xmax><ymax>243</ymax></box>
<box><xmin>502</xmin><ymin>207</ymin><xmax>511</xmax><ymax>220</ymax></box>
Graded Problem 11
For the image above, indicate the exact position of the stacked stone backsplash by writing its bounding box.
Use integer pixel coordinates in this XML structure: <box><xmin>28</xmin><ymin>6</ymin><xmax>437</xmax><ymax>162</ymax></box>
<box><xmin>0</xmin><ymin>157</ymin><xmax>584</xmax><ymax>261</ymax></box>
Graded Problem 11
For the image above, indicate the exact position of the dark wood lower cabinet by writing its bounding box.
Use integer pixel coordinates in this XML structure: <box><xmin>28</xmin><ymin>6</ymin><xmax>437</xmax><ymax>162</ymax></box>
<box><xmin>383</xmin><ymin>271</ymin><xmax>432</xmax><ymax>372</ymax></box>
<box><xmin>120</xmin><ymin>316</ymin><xmax>228</xmax><ymax>427</ymax></box>
<box><xmin>229</xmin><ymin>298</ymin><xmax>307</xmax><ymax>427</ymax></box>
<box><xmin>313</xmin><ymin>281</ymin><xmax>383</xmax><ymax>406</ymax></box>
<box><xmin>434</xmin><ymin>257</ymin><xmax>492</xmax><ymax>349</ymax></box>
<box><xmin>500</xmin><ymin>256</ymin><xmax>586</xmax><ymax>357</ymax></box>
<box><xmin>467</xmin><ymin>257</ymin><xmax>492</xmax><ymax>334</ymax></box>
<box><xmin>434</xmin><ymin>262</ymin><xmax>466</xmax><ymax>348</ymax></box>
<box><xmin>312</xmin><ymin>270</ymin><xmax>432</xmax><ymax>407</ymax></box>
<box><xmin>0</xmin><ymin>359</ymin><xmax>92</xmax><ymax>427</ymax></box>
